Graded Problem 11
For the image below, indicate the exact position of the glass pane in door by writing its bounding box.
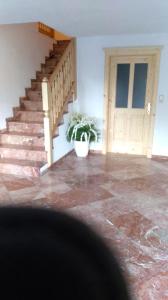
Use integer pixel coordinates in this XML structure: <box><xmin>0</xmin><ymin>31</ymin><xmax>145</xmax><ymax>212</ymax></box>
<box><xmin>116</xmin><ymin>64</ymin><xmax>130</xmax><ymax>108</ymax></box>
<box><xmin>132</xmin><ymin>63</ymin><xmax>148</xmax><ymax>108</ymax></box>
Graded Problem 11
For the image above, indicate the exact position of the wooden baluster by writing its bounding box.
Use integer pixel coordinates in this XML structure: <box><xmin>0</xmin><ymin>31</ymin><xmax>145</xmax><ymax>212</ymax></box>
<box><xmin>72</xmin><ymin>39</ymin><xmax>77</xmax><ymax>99</ymax></box>
<box><xmin>54</xmin><ymin>76</ymin><xmax>58</xmax><ymax>119</ymax></box>
<box><xmin>42</xmin><ymin>78</ymin><xmax>53</xmax><ymax>166</ymax></box>
<box><xmin>71</xmin><ymin>45</ymin><xmax>75</xmax><ymax>89</ymax></box>
<box><xmin>59</xmin><ymin>68</ymin><xmax>61</xmax><ymax>108</ymax></box>
<box><xmin>69</xmin><ymin>44</ymin><xmax>72</xmax><ymax>86</ymax></box>
<box><xmin>53</xmin><ymin>79</ymin><xmax>57</xmax><ymax>125</ymax></box>
<box><xmin>69</xmin><ymin>50</ymin><xmax>72</xmax><ymax>90</ymax></box>
<box><xmin>67</xmin><ymin>53</ymin><xmax>70</xmax><ymax>93</ymax></box>
<box><xmin>61</xmin><ymin>66</ymin><xmax>64</xmax><ymax>106</ymax></box>
<box><xmin>64</xmin><ymin>55</ymin><xmax>67</xmax><ymax>95</ymax></box>
<box><xmin>50</xmin><ymin>84</ymin><xmax>54</xmax><ymax>132</ymax></box>
<box><xmin>51</xmin><ymin>80</ymin><xmax>56</xmax><ymax>126</ymax></box>
<box><xmin>63</xmin><ymin>62</ymin><xmax>66</xmax><ymax>99</ymax></box>
<box><xmin>57</xmin><ymin>72</ymin><xmax>60</xmax><ymax>114</ymax></box>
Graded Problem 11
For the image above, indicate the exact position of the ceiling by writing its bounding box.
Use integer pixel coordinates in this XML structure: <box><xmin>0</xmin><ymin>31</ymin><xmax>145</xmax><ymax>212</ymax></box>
<box><xmin>0</xmin><ymin>0</ymin><xmax>168</xmax><ymax>37</ymax></box>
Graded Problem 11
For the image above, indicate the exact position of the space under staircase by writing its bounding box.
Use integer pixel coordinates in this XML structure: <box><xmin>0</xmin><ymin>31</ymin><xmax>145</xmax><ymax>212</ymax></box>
<box><xmin>0</xmin><ymin>39</ymin><xmax>77</xmax><ymax>177</ymax></box>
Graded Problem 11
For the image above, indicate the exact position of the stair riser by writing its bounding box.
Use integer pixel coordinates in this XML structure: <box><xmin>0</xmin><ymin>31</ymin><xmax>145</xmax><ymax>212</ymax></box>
<box><xmin>49</xmin><ymin>53</ymin><xmax>62</xmax><ymax>60</ymax></box>
<box><xmin>20</xmin><ymin>100</ymin><xmax>43</xmax><ymax>111</ymax></box>
<box><xmin>36</xmin><ymin>73</ymin><xmax>50</xmax><ymax>81</ymax></box>
<box><xmin>57</xmin><ymin>40</ymin><xmax>70</xmax><ymax>45</ymax></box>
<box><xmin>53</xmin><ymin>43</ymin><xmax>68</xmax><ymax>49</ymax></box>
<box><xmin>41</xmin><ymin>66</ymin><xmax>55</xmax><ymax>74</ymax></box>
<box><xmin>14</xmin><ymin>111</ymin><xmax>44</xmax><ymax>122</ymax></box>
<box><xmin>26</xmin><ymin>90</ymin><xmax>42</xmax><ymax>101</ymax></box>
<box><xmin>45</xmin><ymin>58</ymin><xmax>58</xmax><ymax>66</ymax></box>
<box><xmin>0</xmin><ymin>163</ymin><xmax>40</xmax><ymax>177</ymax></box>
<box><xmin>31</xmin><ymin>82</ymin><xmax>42</xmax><ymax>90</ymax></box>
<box><xmin>0</xmin><ymin>148</ymin><xmax>47</xmax><ymax>162</ymax></box>
<box><xmin>0</xmin><ymin>134</ymin><xmax>44</xmax><ymax>147</ymax></box>
<box><xmin>8</xmin><ymin>122</ymin><xmax>44</xmax><ymax>135</ymax></box>
<box><xmin>50</xmin><ymin>49</ymin><xmax>66</xmax><ymax>56</ymax></box>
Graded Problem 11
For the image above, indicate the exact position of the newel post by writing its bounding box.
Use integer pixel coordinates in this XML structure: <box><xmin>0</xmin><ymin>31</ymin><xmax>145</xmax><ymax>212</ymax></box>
<box><xmin>42</xmin><ymin>78</ymin><xmax>53</xmax><ymax>167</ymax></box>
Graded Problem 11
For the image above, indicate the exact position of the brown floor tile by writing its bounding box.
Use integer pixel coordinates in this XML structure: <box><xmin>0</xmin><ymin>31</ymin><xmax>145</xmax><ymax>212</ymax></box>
<box><xmin>0</xmin><ymin>152</ymin><xmax>167</xmax><ymax>299</ymax></box>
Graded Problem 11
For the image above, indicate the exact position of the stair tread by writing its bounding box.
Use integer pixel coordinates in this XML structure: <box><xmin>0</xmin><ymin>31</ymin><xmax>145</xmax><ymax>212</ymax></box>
<box><xmin>31</xmin><ymin>79</ymin><xmax>43</xmax><ymax>82</ymax></box>
<box><xmin>28</xmin><ymin>91</ymin><xmax>42</xmax><ymax>94</ymax></box>
<box><xmin>16</xmin><ymin>109</ymin><xmax>43</xmax><ymax>113</ymax></box>
<box><xmin>21</xmin><ymin>99</ymin><xmax>42</xmax><ymax>102</ymax></box>
<box><xmin>8</xmin><ymin>119</ymin><xmax>43</xmax><ymax>124</ymax></box>
<box><xmin>0</xmin><ymin>131</ymin><xmax>44</xmax><ymax>137</ymax></box>
<box><xmin>0</xmin><ymin>158</ymin><xmax>45</xmax><ymax>167</ymax></box>
<box><xmin>0</xmin><ymin>144</ymin><xmax>45</xmax><ymax>151</ymax></box>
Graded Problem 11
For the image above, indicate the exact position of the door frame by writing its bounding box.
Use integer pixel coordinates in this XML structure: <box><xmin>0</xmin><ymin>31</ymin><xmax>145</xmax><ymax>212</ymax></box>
<box><xmin>103</xmin><ymin>46</ymin><xmax>162</xmax><ymax>158</ymax></box>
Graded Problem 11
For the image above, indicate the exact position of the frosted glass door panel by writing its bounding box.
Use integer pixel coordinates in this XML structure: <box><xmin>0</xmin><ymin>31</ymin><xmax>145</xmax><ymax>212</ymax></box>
<box><xmin>115</xmin><ymin>64</ymin><xmax>130</xmax><ymax>108</ymax></box>
<box><xmin>132</xmin><ymin>63</ymin><xmax>148</xmax><ymax>108</ymax></box>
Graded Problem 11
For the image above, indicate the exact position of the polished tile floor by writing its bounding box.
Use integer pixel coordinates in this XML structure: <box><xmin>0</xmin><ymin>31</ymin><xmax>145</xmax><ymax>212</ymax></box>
<box><xmin>0</xmin><ymin>152</ymin><xmax>168</xmax><ymax>299</ymax></box>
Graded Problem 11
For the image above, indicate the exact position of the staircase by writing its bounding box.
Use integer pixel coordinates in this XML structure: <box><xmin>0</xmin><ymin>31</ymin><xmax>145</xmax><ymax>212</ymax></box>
<box><xmin>0</xmin><ymin>40</ymin><xmax>72</xmax><ymax>177</ymax></box>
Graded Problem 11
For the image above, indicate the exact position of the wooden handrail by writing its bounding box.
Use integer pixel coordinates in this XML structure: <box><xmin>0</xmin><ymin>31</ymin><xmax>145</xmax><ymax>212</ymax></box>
<box><xmin>38</xmin><ymin>22</ymin><xmax>71</xmax><ymax>41</ymax></box>
<box><xmin>38</xmin><ymin>22</ymin><xmax>55</xmax><ymax>39</ymax></box>
<box><xmin>42</xmin><ymin>38</ymin><xmax>77</xmax><ymax>166</ymax></box>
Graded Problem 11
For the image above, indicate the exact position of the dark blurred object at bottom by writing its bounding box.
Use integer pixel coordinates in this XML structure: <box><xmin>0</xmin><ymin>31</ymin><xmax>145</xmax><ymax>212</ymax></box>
<box><xmin>0</xmin><ymin>207</ymin><xmax>131</xmax><ymax>299</ymax></box>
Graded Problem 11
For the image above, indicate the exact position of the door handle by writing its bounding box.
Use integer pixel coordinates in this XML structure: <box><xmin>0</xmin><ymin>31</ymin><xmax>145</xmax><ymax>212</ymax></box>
<box><xmin>146</xmin><ymin>102</ymin><xmax>151</xmax><ymax>115</ymax></box>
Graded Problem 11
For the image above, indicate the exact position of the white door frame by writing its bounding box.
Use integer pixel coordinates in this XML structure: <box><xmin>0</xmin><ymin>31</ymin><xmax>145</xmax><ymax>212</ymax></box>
<box><xmin>103</xmin><ymin>46</ymin><xmax>162</xmax><ymax>158</ymax></box>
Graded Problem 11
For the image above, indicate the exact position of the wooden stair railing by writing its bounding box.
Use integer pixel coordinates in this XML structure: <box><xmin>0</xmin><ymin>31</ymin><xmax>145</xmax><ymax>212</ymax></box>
<box><xmin>42</xmin><ymin>38</ymin><xmax>77</xmax><ymax>166</ymax></box>
<box><xmin>38</xmin><ymin>22</ymin><xmax>71</xmax><ymax>40</ymax></box>
<box><xmin>38</xmin><ymin>22</ymin><xmax>55</xmax><ymax>39</ymax></box>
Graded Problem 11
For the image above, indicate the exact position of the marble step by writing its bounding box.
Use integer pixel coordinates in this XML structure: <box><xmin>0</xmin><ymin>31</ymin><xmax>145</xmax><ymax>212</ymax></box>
<box><xmin>45</xmin><ymin>57</ymin><xmax>59</xmax><ymax>67</ymax></box>
<box><xmin>48</xmin><ymin>52</ymin><xmax>62</xmax><ymax>59</ymax></box>
<box><xmin>0</xmin><ymin>158</ymin><xmax>45</xmax><ymax>177</ymax></box>
<box><xmin>0</xmin><ymin>144</ymin><xmax>47</xmax><ymax>162</ymax></box>
<box><xmin>53</xmin><ymin>43</ymin><xmax>68</xmax><ymax>50</ymax></box>
<box><xmin>56</xmin><ymin>40</ymin><xmax>70</xmax><ymax>45</ymax></box>
<box><xmin>50</xmin><ymin>48</ymin><xmax>66</xmax><ymax>57</ymax></box>
<box><xmin>14</xmin><ymin>110</ymin><xmax>44</xmax><ymax>122</ymax></box>
<box><xmin>41</xmin><ymin>64</ymin><xmax>55</xmax><ymax>74</ymax></box>
<box><xmin>0</xmin><ymin>131</ymin><xmax>44</xmax><ymax>147</ymax></box>
<box><xmin>53</xmin><ymin>44</ymin><xmax>67</xmax><ymax>50</ymax></box>
<box><xmin>20</xmin><ymin>99</ymin><xmax>42</xmax><ymax>111</ymax></box>
<box><xmin>36</xmin><ymin>72</ymin><xmax>50</xmax><ymax>81</ymax></box>
<box><xmin>7</xmin><ymin>119</ymin><xmax>44</xmax><ymax>135</ymax></box>
<box><xmin>26</xmin><ymin>89</ymin><xmax>42</xmax><ymax>101</ymax></box>
<box><xmin>31</xmin><ymin>80</ymin><xmax>42</xmax><ymax>91</ymax></box>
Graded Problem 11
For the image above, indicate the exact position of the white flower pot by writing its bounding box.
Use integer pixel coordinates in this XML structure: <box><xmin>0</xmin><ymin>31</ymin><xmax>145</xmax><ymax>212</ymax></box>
<box><xmin>74</xmin><ymin>141</ymin><xmax>89</xmax><ymax>157</ymax></box>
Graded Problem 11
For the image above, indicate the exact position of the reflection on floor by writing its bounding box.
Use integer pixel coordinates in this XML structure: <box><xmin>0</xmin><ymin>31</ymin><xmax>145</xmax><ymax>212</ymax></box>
<box><xmin>0</xmin><ymin>152</ymin><xmax>168</xmax><ymax>299</ymax></box>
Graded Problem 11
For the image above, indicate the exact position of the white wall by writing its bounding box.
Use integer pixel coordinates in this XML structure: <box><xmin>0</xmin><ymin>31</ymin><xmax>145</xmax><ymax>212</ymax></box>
<box><xmin>52</xmin><ymin>100</ymin><xmax>79</xmax><ymax>162</ymax></box>
<box><xmin>77</xmin><ymin>34</ymin><xmax>168</xmax><ymax>156</ymax></box>
<box><xmin>0</xmin><ymin>22</ymin><xmax>53</xmax><ymax>129</ymax></box>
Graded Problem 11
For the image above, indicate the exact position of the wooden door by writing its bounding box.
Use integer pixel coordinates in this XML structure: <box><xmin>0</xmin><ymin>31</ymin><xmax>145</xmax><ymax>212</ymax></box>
<box><xmin>107</xmin><ymin>55</ymin><xmax>155</xmax><ymax>156</ymax></box>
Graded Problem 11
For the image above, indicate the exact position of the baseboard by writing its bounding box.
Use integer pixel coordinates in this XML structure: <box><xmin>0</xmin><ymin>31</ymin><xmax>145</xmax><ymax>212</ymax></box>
<box><xmin>49</xmin><ymin>149</ymin><xmax>74</xmax><ymax>169</ymax></box>
<box><xmin>152</xmin><ymin>155</ymin><xmax>168</xmax><ymax>161</ymax></box>
<box><xmin>40</xmin><ymin>163</ymin><xmax>49</xmax><ymax>175</ymax></box>
<box><xmin>41</xmin><ymin>149</ymin><xmax>104</xmax><ymax>175</ymax></box>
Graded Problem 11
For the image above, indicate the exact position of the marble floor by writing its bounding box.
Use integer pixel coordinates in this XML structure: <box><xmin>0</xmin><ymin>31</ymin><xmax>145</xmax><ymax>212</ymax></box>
<box><xmin>0</xmin><ymin>152</ymin><xmax>168</xmax><ymax>299</ymax></box>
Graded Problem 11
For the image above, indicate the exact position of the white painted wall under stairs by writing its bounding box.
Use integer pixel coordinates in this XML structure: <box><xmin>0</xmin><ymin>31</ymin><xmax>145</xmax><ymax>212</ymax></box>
<box><xmin>52</xmin><ymin>100</ymin><xmax>79</xmax><ymax>162</ymax></box>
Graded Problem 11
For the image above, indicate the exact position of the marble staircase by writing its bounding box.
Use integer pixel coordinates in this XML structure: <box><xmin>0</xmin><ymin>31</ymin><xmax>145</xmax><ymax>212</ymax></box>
<box><xmin>0</xmin><ymin>40</ymin><xmax>70</xmax><ymax>177</ymax></box>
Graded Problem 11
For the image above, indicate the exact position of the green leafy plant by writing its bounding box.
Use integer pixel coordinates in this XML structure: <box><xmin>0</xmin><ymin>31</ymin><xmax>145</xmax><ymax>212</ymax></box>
<box><xmin>66</xmin><ymin>113</ymin><xmax>100</xmax><ymax>142</ymax></box>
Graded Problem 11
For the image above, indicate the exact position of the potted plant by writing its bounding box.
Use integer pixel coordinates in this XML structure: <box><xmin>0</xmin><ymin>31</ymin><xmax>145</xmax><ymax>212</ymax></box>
<box><xmin>66</xmin><ymin>113</ymin><xmax>99</xmax><ymax>157</ymax></box>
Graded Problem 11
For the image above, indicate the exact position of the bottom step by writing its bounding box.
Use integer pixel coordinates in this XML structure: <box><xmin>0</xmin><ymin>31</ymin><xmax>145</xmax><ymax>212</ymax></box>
<box><xmin>0</xmin><ymin>158</ymin><xmax>46</xmax><ymax>177</ymax></box>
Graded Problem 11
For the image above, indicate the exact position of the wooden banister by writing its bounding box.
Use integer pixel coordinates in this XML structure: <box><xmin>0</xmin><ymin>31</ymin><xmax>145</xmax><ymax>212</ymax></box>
<box><xmin>38</xmin><ymin>22</ymin><xmax>71</xmax><ymax>41</ymax></box>
<box><xmin>38</xmin><ymin>22</ymin><xmax>55</xmax><ymax>39</ymax></box>
<box><xmin>42</xmin><ymin>38</ymin><xmax>77</xmax><ymax>166</ymax></box>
